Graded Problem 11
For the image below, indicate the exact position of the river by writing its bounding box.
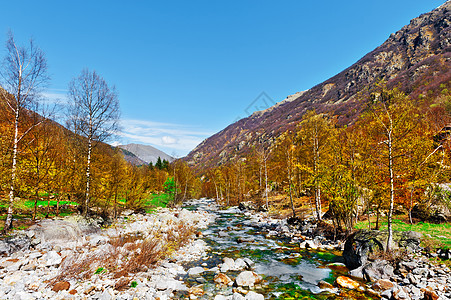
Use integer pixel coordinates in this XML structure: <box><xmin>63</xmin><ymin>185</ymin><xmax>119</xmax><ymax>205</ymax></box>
<box><xmin>180</xmin><ymin>199</ymin><xmax>376</xmax><ymax>299</ymax></box>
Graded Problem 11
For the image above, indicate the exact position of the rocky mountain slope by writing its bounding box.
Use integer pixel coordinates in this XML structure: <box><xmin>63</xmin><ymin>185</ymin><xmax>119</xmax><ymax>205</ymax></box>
<box><xmin>118</xmin><ymin>143</ymin><xmax>174</xmax><ymax>165</ymax></box>
<box><xmin>185</xmin><ymin>1</ymin><xmax>451</xmax><ymax>169</ymax></box>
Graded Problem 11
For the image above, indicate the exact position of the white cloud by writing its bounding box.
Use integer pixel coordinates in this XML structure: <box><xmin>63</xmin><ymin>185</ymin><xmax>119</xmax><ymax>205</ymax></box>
<box><xmin>162</xmin><ymin>136</ymin><xmax>177</xmax><ymax>145</ymax></box>
<box><xmin>42</xmin><ymin>89</ymin><xmax>68</xmax><ymax>104</ymax></box>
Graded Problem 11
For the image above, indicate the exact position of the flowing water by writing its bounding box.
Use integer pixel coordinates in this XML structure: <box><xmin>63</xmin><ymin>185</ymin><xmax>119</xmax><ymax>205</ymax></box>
<box><xmin>181</xmin><ymin>199</ymin><xmax>375</xmax><ymax>299</ymax></box>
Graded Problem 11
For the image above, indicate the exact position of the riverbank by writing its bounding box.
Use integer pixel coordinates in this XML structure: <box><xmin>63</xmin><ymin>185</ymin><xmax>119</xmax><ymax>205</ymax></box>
<box><xmin>0</xmin><ymin>202</ymin><xmax>215</xmax><ymax>299</ymax></box>
<box><xmin>0</xmin><ymin>199</ymin><xmax>450</xmax><ymax>299</ymax></box>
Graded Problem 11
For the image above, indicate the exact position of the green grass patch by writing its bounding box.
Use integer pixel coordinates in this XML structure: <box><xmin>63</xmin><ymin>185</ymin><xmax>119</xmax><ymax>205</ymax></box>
<box><xmin>0</xmin><ymin>200</ymin><xmax>78</xmax><ymax>209</ymax></box>
<box><xmin>145</xmin><ymin>193</ymin><xmax>172</xmax><ymax>208</ymax></box>
<box><xmin>23</xmin><ymin>200</ymin><xmax>79</xmax><ymax>208</ymax></box>
<box><xmin>355</xmin><ymin>217</ymin><xmax>451</xmax><ymax>249</ymax></box>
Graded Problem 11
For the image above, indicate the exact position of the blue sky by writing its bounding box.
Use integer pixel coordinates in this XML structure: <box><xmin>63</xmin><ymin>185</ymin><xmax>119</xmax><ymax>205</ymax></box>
<box><xmin>0</xmin><ymin>0</ymin><xmax>445</xmax><ymax>157</ymax></box>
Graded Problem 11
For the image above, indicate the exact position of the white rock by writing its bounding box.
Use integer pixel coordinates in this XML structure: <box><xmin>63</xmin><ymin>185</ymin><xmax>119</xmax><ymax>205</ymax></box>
<box><xmin>245</xmin><ymin>291</ymin><xmax>265</xmax><ymax>300</ymax></box>
<box><xmin>3</xmin><ymin>271</ymin><xmax>24</xmax><ymax>285</ymax></box>
<box><xmin>41</xmin><ymin>251</ymin><xmax>62</xmax><ymax>266</ymax></box>
<box><xmin>221</xmin><ymin>257</ymin><xmax>235</xmax><ymax>272</ymax></box>
<box><xmin>187</xmin><ymin>266</ymin><xmax>205</xmax><ymax>276</ymax></box>
<box><xmin>214</xmin><ymin>295</ymin><xmax>230</xmax><ymax>300</ymax></box>
<box><xmin>235</xmin><ymin>271</ymin><xmax>262</xmax><ymax>287</ymax></box>
<box><xmin>232</xmin><ymin>292</ymin><xmax>245</xmax><ymax>300</ymax></box>
<box><xmin>99</xmin><ymin>288</ymin><xmax>114</xmax><ymax>300</ymax></box>
<box><xmin>234</xmin><ymin>258</ymin><xmax>247</xmax><ymax>270</ymax></box>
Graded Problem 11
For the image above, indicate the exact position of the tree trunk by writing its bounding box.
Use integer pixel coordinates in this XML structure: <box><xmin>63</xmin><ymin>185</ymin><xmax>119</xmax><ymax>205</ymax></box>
<box><xmin>409</xmin><ymin>186</ymin><xmax>414</xmax><ymax>225</ymax></box>
<box><xmin>113</xmin><ymin>185</ymin><xmax>118</xmax><ymax>219</ymax></box>
<box><xmin>3</xmin><ymin>105</ymin><xmax>20</xmax><ymax>233</ymax></box>
<box><xmin>56</xmin><ymin>191</ymin><xmax>60</xmax><ymax>216</ymax></box>
<box><xmin>84</xmin><ymin>137</ymin><xmax>92</xmax><ymax>216</ymax></box>
<box><xmin>46</xmin><ymin>191</ymin><xmax>50</xmax><ymax>218</ymax></box>
<box><xmin>33</xmin><ymin>190</ymin><xmax>39</xmax><ymax>220</ymax></box>
<box><xmin>386</xmin><ymin>132</ymin><xmax>395</xmax><ymax>252</ymax></box>
<box><xmin>264</xmin><ymin>159</ymin><xmax>269</xmax><ymax>209</ymax></box>
<box><xmin>315</xmin><ymin>187</ymin><xmax>322</xmax><ymax>221</ymax></box>
<box><xmin>287</xmin><ymin>149</ymin><xmax>296</xmax><ymax>218</ymax></box>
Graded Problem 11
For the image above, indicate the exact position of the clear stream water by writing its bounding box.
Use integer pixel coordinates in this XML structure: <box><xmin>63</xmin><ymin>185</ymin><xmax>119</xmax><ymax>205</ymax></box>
<box><xmin>180</xmin><ymin>199</ymin><xmax>376</xmax><ymax>299</ymax></box>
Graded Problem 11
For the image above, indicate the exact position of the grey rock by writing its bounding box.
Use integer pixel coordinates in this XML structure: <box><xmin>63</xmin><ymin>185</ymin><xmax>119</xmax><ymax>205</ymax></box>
<box><xmin>243</xmin><ymin>258</ymin><xmax>255</xmax><ymax>269</ymax></box>
<box><xmin>343</xmin><ymin>230</ymin><xmax>422</xmax><ymax>269</ymax></box>
<box><xmin>362</xmin><ymin>259</ymin><xmax>394</xmax><ymax>281</ymax></box>
<box><xmin>0</xmin><ymin>241</ymin><xmax>11</xmax><ymax>256</ymax></box>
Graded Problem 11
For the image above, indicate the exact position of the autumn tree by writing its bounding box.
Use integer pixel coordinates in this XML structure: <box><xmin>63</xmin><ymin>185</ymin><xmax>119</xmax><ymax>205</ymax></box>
<box><xmin>296</xmin><ymin>111</ymin><xmax>334</xmax><ymax>221</ymax></box>
<box><xmin>66</xmin><ymin>69</ymin><xmax>120</xmax><ymax>216</ymax></box>
<box><xmin>364</xmin><ymin>87</ymin><xmax>430</xmax><ymax>251</ymax></box>
<box><xmin>0</xmin><ymin>33</ymin><xmax>49</xmax><ymax>232</ymax></box>
<box><xmin>274</xmin><ymin>131</ymin><xmax>297</xmax><ymax>217</ymax></box>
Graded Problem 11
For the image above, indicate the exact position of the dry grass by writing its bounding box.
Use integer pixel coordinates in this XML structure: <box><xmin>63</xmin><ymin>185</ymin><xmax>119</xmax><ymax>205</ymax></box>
<box><xmin>51</xmin><ymin>221</ymin><xmax>196</xmax><ymax>285</ymax></box>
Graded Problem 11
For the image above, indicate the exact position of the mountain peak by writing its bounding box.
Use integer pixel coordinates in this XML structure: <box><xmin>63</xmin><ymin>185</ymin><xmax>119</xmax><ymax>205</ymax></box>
<box><xmin>185</xmin><ymin>2</ymin><xmax>450</xmax><ymax>169</ymax></box>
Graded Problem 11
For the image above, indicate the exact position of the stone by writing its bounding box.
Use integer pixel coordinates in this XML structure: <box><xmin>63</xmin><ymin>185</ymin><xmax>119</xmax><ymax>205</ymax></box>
<box><xmin>232</xmin><ymin>293</ymin><xmax>245</xmax><ymax>300</ymax></box>
<box><xmin>392</xmin><ymin>286</ymin><xmax>411</xmax><ymax>300</ymax></box>
<box><xmin>0</xmin><ymin>241</ymin><xmax>11</xmax><ymax>256</ymax></box>
<box><xmin>4</xmin><ymin>271</ymin><xmax>24</xmax><ymax>285</ymax></box>
<box><xmin>99</xmin><ymin>288</ymin><xmax>114</xmax><ymax>300</ymax></box>
<box><xmin>0</xmin><ymin>235</ymin><xmax>31</xmax><ymax>255</ymax></box>
<box><xmin>318</xmin><ymin>280</ymin><xmax>334</xmax><ymax>289</ymax></box>
<box><xmin>243</xmin><ymin>258</ymin><xmax>255</xmax><ymax>269</ymax></box>
<box><xmin>155</xmin><ymin>278</ymin><xmax>187</xmax><ymax>291</ymax></box>
<box><xmin>187</xmin><ymin>266</ymin><xmax>205</xmax><ymax>276</ymax></box>
<box><xmin>234</xmin><ymin>258</ymin><xmax>247</xmax><ymax>270</ymax></box>
<box><xmin>238</xmin><ymin>201</ymin><xmax>256</xmax><ymax>211</ymax></box>
<box><xmin>335</xmin><ymin>276</ymin><xmax>359</xmax><ymax>290</ymax></box>
<box><xmin>41</xmin><ymin>250</ymin><xmax>62</xmax><ymax>266</ymax></box>
<box><xmin>421</xmin><ymin>288</ymin><xmax>439</xmax><ymax>300</ymax></box>
<box><xmin>188</xmin><ymin>286</ymin><xmax>204</xmax><ymax>296</ymax></box>
<box><xmin>343</xmin><ymin>230</ymin><xmax>422</xmax><ymax>270</ymax></box>
<box><xmin>305</xmin><ymin>240</ymin><xmax>318</xmax><ymax>249</ymax></box>
<box><xmin>245</xmin><ymin>291</ymin><xmax>264</xmax><ymax>300</ymax></box>
<box><xmin>235</xmin><ymin>271</ymin><xmax>262</xmax><ymax>287</ymax></box>
<box><xmin>221</xmin><ymin>257</ymin><xmax>235</xmax><ymax>272</ymax></box>
<box><xmin>362</xmin><ymin>259</ymin><xmax>394</xmax><ymax>281</ymax></box>
<box><xmin>52</xmin><ymin>281</ymin><xmax>71</xmax><ymax>292</ymax></box>
<box><xmin>214</xmin><ymin>273</ymin><xmax>232</xmax><ymax>285</ymax></box>
<box><xmin>372</xmin><ymin>279</ymin><xmax>395</xmax><ymax>291</ymax></box>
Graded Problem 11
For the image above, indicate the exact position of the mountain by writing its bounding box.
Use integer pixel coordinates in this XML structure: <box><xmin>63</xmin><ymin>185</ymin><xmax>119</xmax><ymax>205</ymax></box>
<box><xmin>185</xmin><ymin>1</ymin><xmax>451</xmax><ymax>169</ymax></box>
<box><xmin>118</xmin><ymin>143</ymin><xmax>174</xmax><ymax>165</ymax></box>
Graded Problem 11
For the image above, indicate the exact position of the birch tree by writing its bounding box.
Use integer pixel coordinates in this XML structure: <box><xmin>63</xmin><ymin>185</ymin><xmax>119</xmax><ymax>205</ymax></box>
<box><xmin>365</xmin><ymin>88</ymin><xmax>425</xmax><ymax>252</ymax></box>
<box><xmin>0</xmin><ymin>33</ymin><xmax>49</xmax><ymax>232</ymax></box>
<box><xmin>66</xmin><ymin>69</ymin><xmax>120</xmax><ymax>216</ymax></box>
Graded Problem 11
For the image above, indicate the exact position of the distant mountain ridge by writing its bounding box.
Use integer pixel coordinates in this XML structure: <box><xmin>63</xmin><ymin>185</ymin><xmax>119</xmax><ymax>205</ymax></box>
<box><xmin>118</xmin><ymin>143</ymin><xmax>174</xmax><ymax>165</ymax></box>
<box><xmin>185</xmin><ymin>1</ymin><xmax>451</xmax><ymax>169</ymax></box>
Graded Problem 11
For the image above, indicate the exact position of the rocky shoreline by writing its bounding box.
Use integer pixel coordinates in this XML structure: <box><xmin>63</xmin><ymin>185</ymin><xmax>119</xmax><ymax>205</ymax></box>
<box><xmin>239</xmin><ymin>205</ymin><xmax>451</xmax><ymax>300</ymax></box>
<box><xmin>0</xmin><ymin>205</ymin><xmax>215</xmax><ymax>300</ymax></box>
<box><xmin>0</xmin><ymin>199</ymin><xmax>450</xmax><ymax>299</ymax></box>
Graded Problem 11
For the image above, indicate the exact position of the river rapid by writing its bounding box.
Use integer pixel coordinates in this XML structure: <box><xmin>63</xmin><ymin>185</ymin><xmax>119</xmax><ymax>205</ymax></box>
<box><xmin>181</xmin><ymin>198</ymin><xmax>376</xmax><ymax>300</ymax></box>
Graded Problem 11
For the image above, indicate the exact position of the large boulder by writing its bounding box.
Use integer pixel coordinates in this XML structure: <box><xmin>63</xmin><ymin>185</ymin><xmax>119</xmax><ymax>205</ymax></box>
<box><xmin>343</xmin><ymin>230</ymin><xmax>422</xmax><ymax>270</ymax></box>
<box><xmin>349</xmin><ymin>259</ymin><xmax>394</xmax><ymax>281</ymax></box>
<box><xmin>238</xmin><ymin>201</ymin><xmax>256</xmax><ymax>211</ymax></box>
<box><xmin>0</xmin><ymin>234</ymin><xmax>31</xmax><ymax>256</ymax></box>
<box><xmin>26</xmin><ymin>215</ymin><xmax>100</xmax><ymax>248</ymax></box>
